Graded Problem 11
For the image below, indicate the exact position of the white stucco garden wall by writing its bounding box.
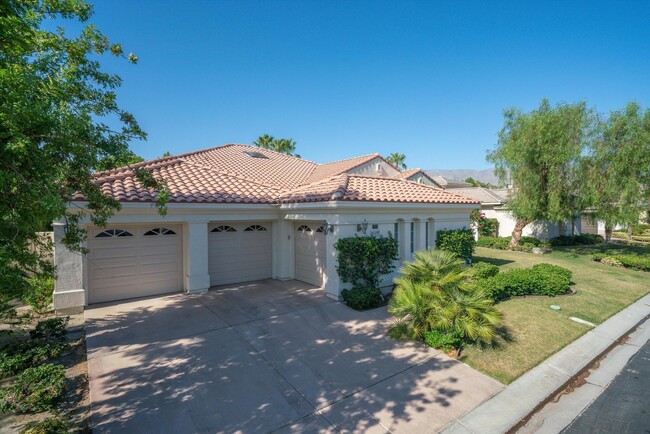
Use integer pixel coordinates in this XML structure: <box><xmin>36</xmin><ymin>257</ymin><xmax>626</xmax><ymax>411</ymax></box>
<box><xmin>481</xmin><ymin>206</ymin><xmax>573</xmax><ymax>240</ymax></box>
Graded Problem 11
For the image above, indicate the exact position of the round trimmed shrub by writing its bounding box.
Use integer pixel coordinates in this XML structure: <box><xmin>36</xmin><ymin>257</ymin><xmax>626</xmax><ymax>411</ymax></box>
<box><xmin>341</xmin><ymin>287</ymin><xmax>384</xmax><ymax>311</ymax></box>
<box><xmin>470</xmin><ymin>262</ymin><xmax>500</xmax><ymax>280</ymax></box>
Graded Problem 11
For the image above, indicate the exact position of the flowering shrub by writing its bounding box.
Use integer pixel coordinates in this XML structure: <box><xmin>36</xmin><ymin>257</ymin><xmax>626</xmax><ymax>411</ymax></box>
<box><xmin>470</xmin><ymin>209</ymin><xmax>499</xmax><ymax>237</ymax></box>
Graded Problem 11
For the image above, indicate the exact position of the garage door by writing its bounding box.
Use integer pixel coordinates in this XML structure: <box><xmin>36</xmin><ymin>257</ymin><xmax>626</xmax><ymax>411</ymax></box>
<box><xmin>87</xmin><ymin>225</ymin><xmax>183</xmax><ymax>304</ymax></box>
<box><xmin>208</xmin><ymin>223</ymin><xmax>272</xmax><ymax>286</ymax></box>
<box><xmin>294</xmin><ymin>223</ymin><xmax>326</xmax><ymax>287</ymax></box>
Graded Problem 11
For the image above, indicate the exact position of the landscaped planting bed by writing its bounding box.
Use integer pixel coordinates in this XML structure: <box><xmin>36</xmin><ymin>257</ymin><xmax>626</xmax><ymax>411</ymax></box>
<box><xmin>0</xmin><ymin>313</ymin><xmax>89</xmax><ymax>432</ymax></box>
<box><xmin>458</xmin><ymin>245</ymin><xmax>650</xmax><ymax>384</ymax></box>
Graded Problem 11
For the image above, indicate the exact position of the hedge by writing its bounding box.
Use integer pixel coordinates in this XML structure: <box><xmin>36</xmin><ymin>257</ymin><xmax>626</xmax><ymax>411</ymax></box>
<box><xmin>476</xmin><ymin>236</ymin><xmax>548</xmax><ymax>252</ymax></box>
<box><xmin>593</xmin><ymin>253</ymin><xmax>650</xmax><ymax>272</ymax></box>
<box><xmin>335</xmin><ymin>236</ymin><xmax>399</xmax><ymax>289</ymax></box>
<box><xmin>550</xmin><ymin>234</ymin><xmax>604</xmax><ymax>246</ymax></box>
<box><xmin>436</xmin><ymin>228</ymin><xmax>475</xmax><ymax>261</ymax></box>
<box><xmin>475</xmin><ymin>263</ymin><xmax>572</xmax><ymax>300</ymax></box>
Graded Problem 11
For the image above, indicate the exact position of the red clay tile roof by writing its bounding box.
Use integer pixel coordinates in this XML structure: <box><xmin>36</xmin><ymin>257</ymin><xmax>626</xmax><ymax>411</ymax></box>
<box><xmin>77</xmin><ymin>144</ymin><xmax>478</xmax><ymax>205</ymax></box>
<box><xmin>279</xmin><ymin>174</ymin><xmax>479</xmax><ymax>204</ymax></box>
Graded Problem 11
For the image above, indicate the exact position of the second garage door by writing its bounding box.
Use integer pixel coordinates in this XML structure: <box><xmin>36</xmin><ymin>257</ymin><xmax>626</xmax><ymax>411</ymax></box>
<box><xmin>294</xmin><ymin>223</ymin><xmax>326</xmax><ymax>287</ymax></box>
<box><xmin>208</xmin><ymin>222</ymin><xmax>272</xmax><ymax>286</ymax></box>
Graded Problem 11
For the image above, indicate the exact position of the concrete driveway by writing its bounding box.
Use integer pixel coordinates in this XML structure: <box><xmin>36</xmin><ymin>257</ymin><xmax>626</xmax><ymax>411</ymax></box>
<box><xmin>85</xmin><ymin>280</ymin><xmax>503</xmax><ymax>433</ymax></box>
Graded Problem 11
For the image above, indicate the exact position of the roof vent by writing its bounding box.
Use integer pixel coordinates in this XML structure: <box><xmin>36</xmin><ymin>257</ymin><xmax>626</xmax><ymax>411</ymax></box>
<box><xmin>243</xmin><ymin>150</ymin><xmax>269</xmax><ymax>159</ymax></box>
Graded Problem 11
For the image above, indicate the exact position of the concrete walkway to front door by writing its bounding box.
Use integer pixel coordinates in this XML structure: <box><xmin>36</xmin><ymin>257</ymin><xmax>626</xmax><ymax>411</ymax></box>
<box><xmin>85</xmin><ymin>279</ymin><xmax>502</xmax><ymax>433</ymax></box>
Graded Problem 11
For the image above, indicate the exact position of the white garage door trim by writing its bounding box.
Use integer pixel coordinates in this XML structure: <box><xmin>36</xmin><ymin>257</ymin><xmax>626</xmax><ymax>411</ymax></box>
<box><xmin>294</xmin><ymin>223</ymin><xmax>326</xmax><ymax>287</ymax></box>
<box><xmin>87</xmin><ymin>225</ymin><xmax>183</xmax><ymax>304</ymax></box>
<box><xmin>208</xmin><ymin>222</ymin><xmax>272</xmax><ymax>287</ymax></box>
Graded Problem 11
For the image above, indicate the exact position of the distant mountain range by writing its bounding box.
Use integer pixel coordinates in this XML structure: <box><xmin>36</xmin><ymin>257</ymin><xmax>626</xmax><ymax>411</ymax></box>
<box><xmin>424</xmin><ymin>169</ymin><xmax>501</xmax><ymax>185</ymax></box>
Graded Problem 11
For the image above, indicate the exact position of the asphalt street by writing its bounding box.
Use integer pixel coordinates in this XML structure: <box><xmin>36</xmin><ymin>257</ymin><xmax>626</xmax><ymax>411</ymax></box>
<box><xmin>562</xmin><ymin>337</ymin><xmax>650</xmax><ymax>434</ymax></box>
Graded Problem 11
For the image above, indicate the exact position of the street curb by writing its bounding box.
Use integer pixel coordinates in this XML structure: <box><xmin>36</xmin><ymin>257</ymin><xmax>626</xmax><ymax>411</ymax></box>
<box><xmin>441</xmin><ymin>292</ymin><xmax>650</xmax><ymax>434</ymax></box>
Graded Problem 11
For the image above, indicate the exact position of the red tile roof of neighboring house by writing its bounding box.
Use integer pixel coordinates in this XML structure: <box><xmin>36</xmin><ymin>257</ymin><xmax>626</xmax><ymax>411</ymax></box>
<box><xmin>397</xmin><ymin>168</ymin><xmax>443</xmax><ymax>188</ymax></box>
<box><xmin>302</xmin><ymin>154</ymin><xmax>380</xmax><ymax>184</ymax></box>
<box><xmin>77</xmin><ymin>144</ymin><xmax>478</xmax><ymax>205</ymax></box>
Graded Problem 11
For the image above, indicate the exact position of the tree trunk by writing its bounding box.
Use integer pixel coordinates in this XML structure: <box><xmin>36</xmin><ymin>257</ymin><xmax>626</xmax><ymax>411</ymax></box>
<box><xmin>627</xmin><ymin>223</ymin><xmax>634</xmax><ymax>238</ymax></box>
<box><xmin>605</xmin><ymin>223</ymin><xmax>613</xmax><ymax>241</ymax></box>
<box><xmin>509</xmin><ymin>219</ymin><xmax>531</xmax><ymax>248</ymax></box>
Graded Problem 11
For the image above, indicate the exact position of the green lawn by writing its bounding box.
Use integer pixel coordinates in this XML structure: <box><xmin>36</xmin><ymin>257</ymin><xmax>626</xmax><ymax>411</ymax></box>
<box><xmin>459</xmin><ymin>244</ymin><xmax>650</xmax><ymax>384</ymax></box>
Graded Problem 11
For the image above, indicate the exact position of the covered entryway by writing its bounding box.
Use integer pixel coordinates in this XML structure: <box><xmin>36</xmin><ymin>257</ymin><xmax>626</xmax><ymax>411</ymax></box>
<box><xmin>87</xmin><ymin>225</ymin><xmax>183</xmax><ymax>304</ymax></box>
<box><xmin>208</xmin><ymin>222</ymin><xmax>272</xmax><ymax>286</ymax></box>
<box><xmin>294</xmin><ymin>223</ymin><xmax>326</xmax><ymax>287</ymax></box>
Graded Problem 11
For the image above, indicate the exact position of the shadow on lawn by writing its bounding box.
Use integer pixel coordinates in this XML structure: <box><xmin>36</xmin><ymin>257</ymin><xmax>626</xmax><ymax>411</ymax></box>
<box><xmin>82</xmin><ymin>280</ymin><xmax>488</xmax><ymax>433</ymax></box>
<box><xmin>462</xmin><ymin>324</ymin><xmax>516</xmax><ymax>354</ymax></box>
<box><xmin>473</xmin><ymin>255</ymin><xmax>515</xmax><ymax>266</ymax></box>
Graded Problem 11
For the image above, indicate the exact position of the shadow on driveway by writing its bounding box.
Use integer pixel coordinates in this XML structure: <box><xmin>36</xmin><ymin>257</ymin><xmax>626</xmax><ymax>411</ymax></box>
<box><xmin>85</xmin><ymin>280</ymin><xmax>503</xmax><ymax>433</ymax></box>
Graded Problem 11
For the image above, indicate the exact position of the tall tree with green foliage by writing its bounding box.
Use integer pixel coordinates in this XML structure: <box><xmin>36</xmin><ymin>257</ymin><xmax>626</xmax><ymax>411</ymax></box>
<box><xmin>387</xmin><ymin>152</ymin><xmax>407</xmax><ymax>169</ymax></box>
<box><xmin>252</xmin><ymin>134</ymin><xmax>299</xmax><ymax>157</ymax></box>
<box><xmin>0</xmin><ymin>0</ymin><xmax>166</xmax><ymax>315</ymax></box>
<box><xmin>488</xmin><ymin>99</ymin><xmax>594</xmax><ymax>247</ymax></box>
<box><xmin>464</xmin><ymin>177</ymin><xmax>495</xmax><ymax>188</ymax></box>
<box><xmin>584</xmin><ymin>102</ymin><xmax>650</xmax><ymax>240</ymax></box>
<box><xmin>96</xmin><ymin>150</ymin><xmax>145</xmax><ymax>172</ymax></box>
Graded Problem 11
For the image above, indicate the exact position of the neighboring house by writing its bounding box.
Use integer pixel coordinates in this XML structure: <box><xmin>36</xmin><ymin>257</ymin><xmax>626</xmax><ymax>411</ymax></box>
<box><xmin>53</xmin><ymin>144</ymin><xmax>478</xmax><ymax>313</ymax></box>
<box><xmin>397</xmin><ymin>168</ymin><xmax>444</xmax><ymax>188</ymax></box>
<box><xmin>428</xmin><ymin>175</ymin><xmax>473</xmax><ymax>189</ymax></box>
<box><xmin>449</xmin><ymin>187</ymin><xmax>577</xmax><ymax>240</ymax></box>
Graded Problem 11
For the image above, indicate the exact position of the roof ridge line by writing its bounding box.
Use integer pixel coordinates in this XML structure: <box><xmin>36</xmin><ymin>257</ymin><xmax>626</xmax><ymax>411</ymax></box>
<box><xmin>94</xmin><ymin>157</ymin><xmax>183</xmax><ymax>182</ymax></box>
<box><xmin>331</xmin><ymin>174</ymin><xmax>350</xmax><ymax>200</ymax></box>
<box><xmin>320</xmin><ymin>153</ymin><xmax>380</xmax><ymax>165</ymax></box>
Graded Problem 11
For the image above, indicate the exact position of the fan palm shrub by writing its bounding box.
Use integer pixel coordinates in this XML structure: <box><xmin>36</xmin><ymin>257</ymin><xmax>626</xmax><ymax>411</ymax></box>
<box><xmin>388</xmin><ymin>250</ymin><xmax>502</xmax><ymax>348</ymax></box>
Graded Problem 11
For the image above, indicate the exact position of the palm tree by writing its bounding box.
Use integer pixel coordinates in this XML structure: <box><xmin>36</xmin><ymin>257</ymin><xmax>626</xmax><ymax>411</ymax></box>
<box><xmin>388</xmin><ymin>249</ymin><xmax>502</xmax><ymax>345</ymax></box>
<box><xmin>253</xmin><ymin>134</ymin><xmax>275</xmax><ymax>150</ymax></box>
<box><xmin>252</xmin><ymin>135</ymin><xmax>299</xmax><ymax>156</ymax></box>
<box><xmin>387</xmin><ymin>152</ymin><xmax>407</xmax><ymax>169</ymax></box>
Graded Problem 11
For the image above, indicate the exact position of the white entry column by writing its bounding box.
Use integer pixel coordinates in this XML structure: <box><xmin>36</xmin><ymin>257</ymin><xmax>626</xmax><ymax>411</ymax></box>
<box><xmin>183</xmin><ymin>221</ymin><xmax>210</xmax><ymax>293</ymax></box>
<box><xmin>323</xmin><ymin>225</ymin><xmax>342</xmax><ymax>300</ymax></box>
<box><xmin>52</xmin><ymin>222</ymin><xmax>86</xmax><ymax>314</ymax></box>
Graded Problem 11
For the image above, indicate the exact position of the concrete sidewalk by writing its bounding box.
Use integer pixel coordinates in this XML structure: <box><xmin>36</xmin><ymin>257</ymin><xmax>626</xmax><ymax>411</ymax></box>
<box><xmin>442</xmin><ymin>292</ymin><xmax>650</xmax><ymax>434</ymax></box>
<box><xmin>518</xmin><ymin>318</ymin><xmax>650</xmax><ymax>433</ymax></box>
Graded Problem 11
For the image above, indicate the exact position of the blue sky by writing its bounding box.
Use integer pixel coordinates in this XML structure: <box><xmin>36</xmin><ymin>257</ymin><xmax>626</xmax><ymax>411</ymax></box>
<box><xmin>81</xmin><ymin>1</ymin><xmax>650</xmax><ymax>169</ymax></box>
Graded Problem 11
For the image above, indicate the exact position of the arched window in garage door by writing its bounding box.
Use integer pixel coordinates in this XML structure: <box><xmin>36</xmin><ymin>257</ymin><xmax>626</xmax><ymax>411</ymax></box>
<box><xmin>297</xmin><ymin>225</ymin><xmax>312</xmax><ymax>233</ymax></box>
<box><xmin>95</xmin><ymin>229</ymin><xmax>133</xmax><ymax>238</ymax></box>
<box><xmin>244</xmin><ymin>225</ymin><xmax>268</xmax><ymax>232</ymax></box>
<box><xmin>144</xmin><ymin>227</ymin><xmax>177</xmax><ymax>236</ymax></box>
<box><xmin>211</xmin><ymin>225</ymin><xmax>236</xmax><ymax>233</ymax></box>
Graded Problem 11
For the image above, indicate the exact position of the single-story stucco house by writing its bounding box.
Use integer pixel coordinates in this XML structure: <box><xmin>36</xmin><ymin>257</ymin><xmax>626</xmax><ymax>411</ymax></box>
<box><xmin>448</xmin><ymin>187</ymin><xmax>581</xmax><ymax>240</ymax></box>
<box><xmin>53</xmin><ymin>144</ymin><xmax>479</xmax><ymax>313</ymax></box>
